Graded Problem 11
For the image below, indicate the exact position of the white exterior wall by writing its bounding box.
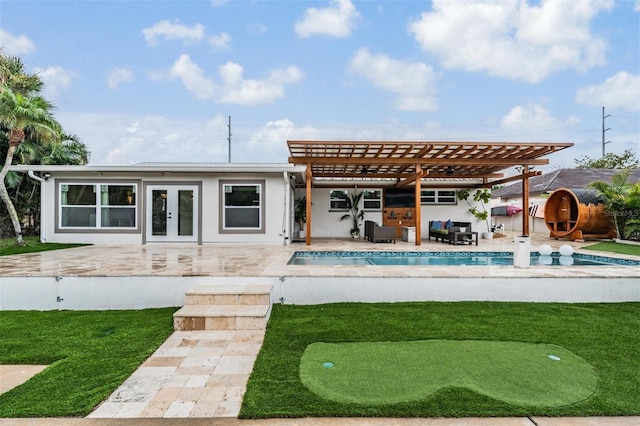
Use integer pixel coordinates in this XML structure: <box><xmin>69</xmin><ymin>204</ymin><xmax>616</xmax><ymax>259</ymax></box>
<box><xmin>309</xmin><ymin>189</ymin><xmax>384</xmax><ymax>238</ymax></box>
<box><xmin>309</xmin><ymin>187</ymin><xmax>486</xmax><ymax>239</ymax></box>
<box><xmin>493</xmin><ymin>195</ymin><xmax>548</xmax><ymax>234</ymax></box>
<box><xmin>200</xmin><ymin>173</ymin><xmax>287</xmax><ymax>244</ymax></box>
<box><xmin>39</xmin><ymin>171</ymin><xmax>289</xmax><ymax>245</ymax></box>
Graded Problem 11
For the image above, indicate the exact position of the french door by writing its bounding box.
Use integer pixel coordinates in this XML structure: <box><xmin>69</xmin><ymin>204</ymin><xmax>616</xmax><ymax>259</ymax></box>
<box><xmin>146</xmin><ymin>185</ymin><xmax>199</xmax><ymax>242</ymax></box>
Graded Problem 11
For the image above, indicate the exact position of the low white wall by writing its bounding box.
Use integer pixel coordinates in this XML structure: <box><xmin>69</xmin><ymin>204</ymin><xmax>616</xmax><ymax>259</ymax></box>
<box><xmin>2</xmin><ymin>275</ymin><xmax>637</xmax><ymax>311</ymax></box>
<box><xmin>276</xmin><ymin>277</ymin><xmax>640</xmax><ymax>304</ymax></box>
<box><xmin>0</xmin><ymin>276</ymin><xmax>281</xmax><ymax>311</ymax></box>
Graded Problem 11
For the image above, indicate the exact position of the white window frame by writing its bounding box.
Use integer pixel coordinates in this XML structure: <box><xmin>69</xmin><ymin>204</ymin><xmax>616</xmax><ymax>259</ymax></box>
<box><xmin>329</xmin><ymin>190</ymin><xmax>349</xmax><ymax>211</ymax></box>
<box><xmin>362</xmin><ymin>190</ymin><xmax>382</xmax><ymax>211</ymax></box>
<box><xmin>59</xmin><ymin>182</ymin><xmax>138</xmax><ymax>229</ymax></box>
<box><xmin>221</xmin><ymin>181</ymin><xmax>264</xmax><ymax>232</ymax></box>
<box><xmin>420</xmin><ymin>189</ymin><xmax>458</xmax><ymax>205</ymax></box>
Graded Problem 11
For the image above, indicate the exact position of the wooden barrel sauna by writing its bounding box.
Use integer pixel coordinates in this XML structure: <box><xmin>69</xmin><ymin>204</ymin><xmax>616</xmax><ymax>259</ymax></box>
<box><xmin>544</xmin><ymin>188</ymin><xmax>616</xmax><ymax>241</ymax></box>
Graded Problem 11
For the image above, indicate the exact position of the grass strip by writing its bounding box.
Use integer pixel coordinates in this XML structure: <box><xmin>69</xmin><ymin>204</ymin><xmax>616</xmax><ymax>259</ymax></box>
<box><xmin>0</xmin><ymin>236</ymin><xmax>87</xmax><ymax>256</ymax></box>
<box><xmin>582</xmin><ymin>241</ymin><xmax>640</xmax><ymax>256</ymax></box>
<box><xmin>241</xmin><ymin>302</ymin><xmax>640</xmax><ymax>418</ymax></box>
<box><xmin>0</xmin><ymin>308</ymin><xmax>176</xmax><ymax>417</ymax></box>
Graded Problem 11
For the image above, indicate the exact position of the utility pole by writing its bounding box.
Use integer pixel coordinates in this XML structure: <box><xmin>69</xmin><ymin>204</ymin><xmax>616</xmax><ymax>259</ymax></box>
<box><xmin>602</xmin><ymin>106</ymin><xmax>611</xmax><ymax>158</ymax></box>
<box><xmin>227</xmin><ymin>115</ymin><xmax>232</xmax><ymax>163</ymax></box>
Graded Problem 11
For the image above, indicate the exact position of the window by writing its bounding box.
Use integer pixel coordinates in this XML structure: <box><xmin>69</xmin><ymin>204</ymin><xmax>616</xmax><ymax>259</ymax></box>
<box><xmin>420</xmin><ymin>189</ymin><xmax>457</xmax><ymax>205</ymax></box>
<box><xmin>60</xmin><ymin>183</ymin><xmax>136</xmax><ymax>228</ymax></box>
<box><xmin>363</xmin><ymin>190</ymin><xmax>381</xmax><ymax>211</ymax></box>
<box><xmin>222</xmin><ymin>183</ymin><xmax>263</xmax><ymax>230</ymax></box>
<box><xmin>329</xmin><ymin>190</ymin><xmax>348</xmax><ymax>210</ymax></box>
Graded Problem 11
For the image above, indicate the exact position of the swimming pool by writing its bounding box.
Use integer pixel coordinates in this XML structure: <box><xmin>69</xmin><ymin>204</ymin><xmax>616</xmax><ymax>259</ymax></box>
<box><xmin>287</xmin><ymin>251</ymin><xmax>640</xmax><ymax>266</ymax></box>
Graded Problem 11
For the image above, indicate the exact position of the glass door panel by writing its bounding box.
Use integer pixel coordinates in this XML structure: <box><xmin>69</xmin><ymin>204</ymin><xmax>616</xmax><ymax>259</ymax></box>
<box><xmin>146</xmin><ymin>185</ymin><xmax>198</xmax><ymax>242</ymax></box>
<box><xmin>178</xmin><ymin>190</ymin><xmax>194</xmax><ymax>236</ymax></box>
<box><xmin>152</xmin><ymin>189</ymin><xmax>168</xmax><ymax>236</ymax></box>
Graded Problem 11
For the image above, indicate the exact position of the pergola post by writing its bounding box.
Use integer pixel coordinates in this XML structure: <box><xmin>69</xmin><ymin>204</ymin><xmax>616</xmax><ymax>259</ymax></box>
<box><xmin>522</xmin><ymin>165</ymin><xmax>530</xmax><ymax>236</ymax></box>
<box><xmin>305</xmin><ymin>163</ymin><xmax>312</xmax><ymax>245</ymax></box>
<box><xmin>414</xmin><ymin>164</ymin><xmax>422</xmax><ymax>246</ymax></box>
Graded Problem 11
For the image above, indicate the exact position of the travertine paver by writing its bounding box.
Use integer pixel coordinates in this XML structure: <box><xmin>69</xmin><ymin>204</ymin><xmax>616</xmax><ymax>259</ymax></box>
<box><xmin>88</xmin><ymin>330</ymin><xmax>264</xmax><ymax>418</ymax></box>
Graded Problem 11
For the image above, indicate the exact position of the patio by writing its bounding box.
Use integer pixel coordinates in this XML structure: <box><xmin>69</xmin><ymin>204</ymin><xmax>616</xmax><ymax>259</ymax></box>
<box><xmin>0</xmin><ymin>233</ymin><xmax>640</xmax><ymax>278</ymax></box>
<box><xmin>1</xmin><ymin>232</ymin><xmax>638</xmax><ymax>279</ymax></box>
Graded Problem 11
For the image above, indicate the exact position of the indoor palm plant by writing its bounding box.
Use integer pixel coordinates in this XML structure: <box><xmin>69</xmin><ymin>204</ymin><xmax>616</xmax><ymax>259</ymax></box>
<box><xmin>294</xmin><ymin>196</ymin><xmax>306</xmax><ymax>238</ymax></box>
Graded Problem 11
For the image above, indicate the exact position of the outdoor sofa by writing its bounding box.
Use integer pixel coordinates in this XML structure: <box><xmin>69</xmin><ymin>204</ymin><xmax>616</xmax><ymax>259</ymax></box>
<box><xmin>428</xmin><ymin>220</ymin><xmax>472</xmax><ymax>243</ymax></box>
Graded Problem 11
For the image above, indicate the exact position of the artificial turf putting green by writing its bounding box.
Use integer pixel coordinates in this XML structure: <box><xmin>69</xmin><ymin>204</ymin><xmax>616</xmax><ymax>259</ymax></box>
<box><xmin>300</xmin><ymin>340</ymin><xmax>597</xmax><ymax>407</ymax></box>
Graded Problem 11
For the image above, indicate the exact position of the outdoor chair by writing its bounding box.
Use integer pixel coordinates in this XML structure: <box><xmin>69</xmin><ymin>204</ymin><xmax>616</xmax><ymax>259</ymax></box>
<box><xmin>371</xmin><ymin>224</ymin><xmax>396</xmax><ymax>244</ymax></box>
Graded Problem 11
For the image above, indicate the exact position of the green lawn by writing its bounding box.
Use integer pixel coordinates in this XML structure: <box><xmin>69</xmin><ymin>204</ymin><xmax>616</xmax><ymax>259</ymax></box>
<box><xmin>0</xmin><ymin>309</ymin><xmax>176</xmax><ymax>417</ymax></box>
<box><xmin>0</xmin><ymin>236</ymin><xmax>87</xmax><ymax>256</ymax></box>
<box><xmin>241</xmin><ymin>302</ymin><xmax>640</xmax><ymax>418</ymax></box>
<box><xmin>583</xmin><ymin>241</ymin><xmax>640</xmax><ymax>256</ymax></box>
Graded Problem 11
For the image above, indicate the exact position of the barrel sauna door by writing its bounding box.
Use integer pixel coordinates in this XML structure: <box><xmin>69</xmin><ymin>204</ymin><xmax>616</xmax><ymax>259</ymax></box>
<box><xmin>557</xmin><ymin>195</ymin><xmax>571</xmax><ymax>231</ymax></box>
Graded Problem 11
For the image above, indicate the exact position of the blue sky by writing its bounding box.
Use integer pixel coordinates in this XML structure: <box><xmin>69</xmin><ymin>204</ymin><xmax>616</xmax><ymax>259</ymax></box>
<box><xmin>1</xmin><ymin>0</ymin><xmax>639</xmax><ymax>172</ymax></box>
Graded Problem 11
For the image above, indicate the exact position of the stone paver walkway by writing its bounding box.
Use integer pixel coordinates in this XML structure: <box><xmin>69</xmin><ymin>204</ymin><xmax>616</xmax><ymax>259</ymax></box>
<box><xmin>88</xmin><ymin>330</ymin><xmax>264</xmax><ymax>418</ymax></box>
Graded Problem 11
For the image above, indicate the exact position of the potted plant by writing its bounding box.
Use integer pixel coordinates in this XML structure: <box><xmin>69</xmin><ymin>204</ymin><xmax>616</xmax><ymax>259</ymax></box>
<box><xmin>457</xmin><ymin>189</ymin><xmax>493</xmax><ymax>239</ymax></box>
<box><xmin>294</xmin><ymin>196</ymin><xmax>306</xmax><ymax>239</ymax></box>
<box><xmin>340</xmin><ymin>192</ymin><xmax>365</xmax><ymax>238</ymax></box>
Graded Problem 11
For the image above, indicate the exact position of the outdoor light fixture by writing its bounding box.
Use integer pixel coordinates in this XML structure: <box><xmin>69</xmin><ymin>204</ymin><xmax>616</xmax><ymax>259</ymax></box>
<box><xmin>43</xmin><ymin>172</ymin><xmax>51</xmax><ymax>181</ymax></box>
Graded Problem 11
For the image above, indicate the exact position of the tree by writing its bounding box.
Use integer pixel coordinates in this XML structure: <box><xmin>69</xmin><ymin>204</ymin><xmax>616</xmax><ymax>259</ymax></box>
<box><xmin>587</xmin><ymin>169</ymin><xmax>634</xmax><ymax>239</ymax></box>
<box><xmin>575</xmin><ymin>149</ymin><xmax>639</xmax><ymax>169</ymax></box>
<box><xmin>457</xmin><ymin>188</ymin><xmax>492</xmax><ymax>233</ymax></box>
<box><xmin>0</xmin><ymin>54</ymin><xmax>43</xmax><ymax>95</ymax></box>
<box><xmin>0</xmin><ymin>84</ymin><xmax>61</xmax><ymax>245</ymax></box>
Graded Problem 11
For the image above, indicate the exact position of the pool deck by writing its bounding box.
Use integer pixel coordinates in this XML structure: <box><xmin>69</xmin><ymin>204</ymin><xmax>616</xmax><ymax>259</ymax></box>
<box><xmin>1</xmin><ymin>232</ymin><xmax>639</xmax><ymax>279</ymax></box>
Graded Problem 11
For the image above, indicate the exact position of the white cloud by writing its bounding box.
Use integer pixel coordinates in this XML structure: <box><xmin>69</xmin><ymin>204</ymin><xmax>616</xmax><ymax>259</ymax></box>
<box><xmin>219</xmin><ymin>63</ymin><xmax>303</xmax><ymax>105</ymax></box>
<box><xmin>107</xmin><ymin>67</ymin><xmax>134</xmax><ymax>89</ymax></box>
<box><xmin>34</xmin><ymin>66</ymin><xmax>73</xmax><ymax>100</ymax></box>
<box><xmin>57</xmin><ymin>112</ymin><xmax>230</xmax><ymax>165</ymax></box>
<box><xmin>0</xmin><ymin>29</ymin><xmax>35</xmax><ymax>55</ymax></box>
<box><xmin>142</xmin><ymin>20</ymin><xmax>205</xmax><ymax>46</ymax></box>
<box><xmin>636</xmin><ymin>0</ymin><xmax>640</xmax><ymax>12</ymax></box>
<box><xmin>348</xmin><ymin>48</ymin><xmax>438</xmax><ymax>111</ymax></box>
<box><xmin>211</xmin><ymin>0</ymin><xmax>229</xmax><ymax>7</ymax></box>
<box><xmin>208</xmin><ymin>32</ymin><xmax>231</xmax><ymax>51</ymax></box>
<box><xmin>576</xmin><ymin>71</ymin><xmax>640</xmax><ymax>112</ymax></box>
<box><xmin>168</xmin><ymin>54</ymin><xmax>302</xmax><ymax>105</ymax></box>
<box><xmin>294</xmin><ymin>0</ymin><xmax>359</xmax><ymax>38</ymax></box>
<box><xmin>500</xmin><ymin>103</ymin><xmax>580</xmax><ymax>146</ymax></box>
<box><xmin>169</xmin><ymin>54</ymin><xmax>217</xmax><ymax>100</ymax></box>
<box><xmin>408</xmin><ymin>0</ymin><xmax>613</xmax><ymax>83</ymax></box>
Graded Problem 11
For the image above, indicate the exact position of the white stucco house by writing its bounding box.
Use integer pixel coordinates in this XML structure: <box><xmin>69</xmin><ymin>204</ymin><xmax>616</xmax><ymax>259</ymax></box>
<box><xmin>9</xmin><ymin>140</ymin><xmax>574</xmax><ymax>245</ymax></box>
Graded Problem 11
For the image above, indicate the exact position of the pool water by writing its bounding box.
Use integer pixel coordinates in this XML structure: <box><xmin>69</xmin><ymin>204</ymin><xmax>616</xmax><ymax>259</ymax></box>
<box><xmin>288</xmin><ymin>251</ymin><xmax>640</xmax><ymax>266</ymax></box>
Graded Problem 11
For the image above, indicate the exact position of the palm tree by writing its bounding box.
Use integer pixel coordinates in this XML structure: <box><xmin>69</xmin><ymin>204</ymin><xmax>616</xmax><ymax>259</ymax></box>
<box><xmin>0</xmin><ymin>54</ymin><xmax>43</xmax><ymax>95</ymax></box>
<box><xmin>340</xmin><ymin>192</ymin><xmax>365</xmax><ymax>237</ymax></box>
<box><xmin>0</xmin><ymin>84</ymin><xmax>61</xmax><ymax>244</ymax></box>
<box><xmin>587</xmin><ymin>169</ymin><xmax>632</xmax><ymax>239</ymax></box>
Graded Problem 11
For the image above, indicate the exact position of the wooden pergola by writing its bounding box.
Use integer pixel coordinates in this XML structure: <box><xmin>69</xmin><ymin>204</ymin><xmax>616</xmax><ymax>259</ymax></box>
<box><xmin>288</xmin><ymin>140</ymin><xmax>573</xmax><ymax>245</ymax></box>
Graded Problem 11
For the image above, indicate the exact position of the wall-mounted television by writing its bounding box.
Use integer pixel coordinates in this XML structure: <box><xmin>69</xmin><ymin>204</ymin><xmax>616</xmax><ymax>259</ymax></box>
<box><xmin>384</xmin><ymin>188</ymin><xmax>415</xmax><ymax>208</ymax></box>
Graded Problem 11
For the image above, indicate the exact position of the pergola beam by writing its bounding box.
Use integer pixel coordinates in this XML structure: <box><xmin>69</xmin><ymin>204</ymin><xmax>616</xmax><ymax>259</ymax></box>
<box><xmin>288</xmin><ymin>157</ymin><xmax>550</xmax><ymax>166</ymax></box>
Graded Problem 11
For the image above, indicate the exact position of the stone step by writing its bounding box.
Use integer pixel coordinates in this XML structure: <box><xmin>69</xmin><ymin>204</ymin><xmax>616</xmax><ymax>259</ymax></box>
<box><xmin>173</xmin><ymin>304</ymin><xmax>270</xmax><ymax>331</ymax></box>
<box><xmin>184</xmin><ymin>284</ymin><xmax>272</xmax><ymax>306</ymax></box>
<box><xmin>174</xmin><ymin>283</ymin><xmax>272</xmax><ymax>331</ymax></box>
